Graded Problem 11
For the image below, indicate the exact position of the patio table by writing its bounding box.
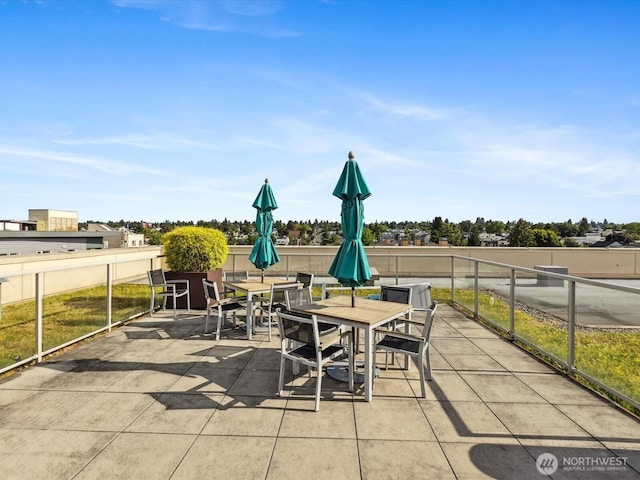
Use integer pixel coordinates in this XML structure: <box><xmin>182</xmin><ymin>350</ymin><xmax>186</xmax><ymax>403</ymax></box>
<box><xmin>289</xmin><ymin>295</ymin><xmax>412</xmax><ymax>402</ymax></box>
<box><xmin>223</xmin><ymin>277</ymin><xmax>299</xmax><ymax>340</ymax></box>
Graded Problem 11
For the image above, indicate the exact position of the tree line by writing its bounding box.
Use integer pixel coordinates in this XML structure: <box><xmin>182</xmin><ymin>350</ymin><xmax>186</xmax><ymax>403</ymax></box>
<box><xmin>80</xmin><ymin>217</ymin><xmax>640</xmax><ymax>247</ymax></box>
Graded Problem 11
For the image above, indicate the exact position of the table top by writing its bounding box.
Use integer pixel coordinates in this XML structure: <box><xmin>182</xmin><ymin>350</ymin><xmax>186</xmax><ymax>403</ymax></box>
<box><xmin>224</xmin><ymin>277</ymin><xmax>299</xmax><ymax>293</ymax></box>
<box><xmin>290</xmin><ymin>295</ymin><xmax>412</xmax><ymax>328</ymax></box>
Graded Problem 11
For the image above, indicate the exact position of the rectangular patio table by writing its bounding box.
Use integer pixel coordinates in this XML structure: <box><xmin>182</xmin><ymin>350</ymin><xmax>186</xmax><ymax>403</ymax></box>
<box><xmin>289</xmin><ymin>295</ymin><xmax>413</xmax><ymax>402</ymax></box>
<box><xmin>223</xmin><ymin>277</ymin><xmax>300</xmax><ymax>340</ymax></box>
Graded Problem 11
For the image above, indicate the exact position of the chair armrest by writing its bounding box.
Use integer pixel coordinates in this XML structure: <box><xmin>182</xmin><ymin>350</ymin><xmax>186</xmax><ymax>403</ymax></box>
<box><xmin>153</xmin><ymin>282</ymin><xmax>177</xmax><ymax>293</ymax></box>
<box><xmin>374</xmin><ymin>329</ymin><xmax>421</xmax><ymax>342</ymax></box>
<box><xmin>166</xmin><ymin>279</ymin><xmax>189</xmax><ymax>289</ymax></box>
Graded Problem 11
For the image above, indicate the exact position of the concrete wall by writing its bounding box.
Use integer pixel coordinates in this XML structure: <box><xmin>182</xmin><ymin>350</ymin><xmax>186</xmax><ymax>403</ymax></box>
<box><xmin>0</xmin><ymin>246</ymin><xmax>163</xmax><ymax>304</ymax></box>
<box><xmin>225</xmin><ymin>245</ymin><xmax>640</xmax><ymax>279</ymax></box>
<box><xmin>2</xmin><ymin>245</ymin><xmax>638</xmax><ymax>306</ymax></box>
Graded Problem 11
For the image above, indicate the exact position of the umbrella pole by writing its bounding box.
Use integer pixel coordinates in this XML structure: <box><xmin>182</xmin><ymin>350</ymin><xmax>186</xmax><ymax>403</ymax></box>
<box><xmin>261</xmin><ymin>270</ymin><xmax>265</xmax><ymax>283</ymax></box>
<box><xmin>351</xmin><ymin>287</ymin><xmax>355</xmax><ymax>307</ymax></box>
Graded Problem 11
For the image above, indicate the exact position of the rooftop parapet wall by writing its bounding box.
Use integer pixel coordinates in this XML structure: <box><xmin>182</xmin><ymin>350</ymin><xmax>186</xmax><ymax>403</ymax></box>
<box><xmin>2</xmin><ymin>245</ymin><xmax>638</xmax><ymax>306</ymax></box>
<box><xmin>226</xmin><ymin>245</ymin><xmax>640</xmax><ymax>279</ymax></box>
<box><xmin>0</xmin><ymin>246</ymin><xmax>163</xmax><ymax>304</ymax></box>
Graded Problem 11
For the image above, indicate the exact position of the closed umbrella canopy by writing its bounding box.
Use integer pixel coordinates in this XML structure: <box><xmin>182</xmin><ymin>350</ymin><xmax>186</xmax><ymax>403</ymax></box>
<box><xmin>328</xmin><ymin>152</ymin><xmax>372</xmax><ymax>305</ymax></box>
<box><xmin>249</xmin><ymin>179</ymin><xmax>280</xmax><ymax>280</ymax></box>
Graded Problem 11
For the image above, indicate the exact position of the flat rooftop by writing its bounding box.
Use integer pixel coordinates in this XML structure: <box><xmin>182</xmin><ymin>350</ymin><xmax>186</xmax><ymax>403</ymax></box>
<box><xmin>1</xmin><ymin>305</ymin><xmax>638</xmax><ymax>479</ymax></box>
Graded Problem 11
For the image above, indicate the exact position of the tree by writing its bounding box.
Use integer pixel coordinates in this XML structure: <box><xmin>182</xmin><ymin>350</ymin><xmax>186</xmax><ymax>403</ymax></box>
<box><xmin>557</xmin><ymin>220</ymin><xmax>578</xmax><ymax>238</ymax></box>
<box><xmin>606</xmin><ymin>232</ymin><xmax>632</xmax><ymax>244</ymax></box>
<box><xmin>439</xmin><ymin>221</ymin><xmax>465</xmax><ymax>246</ymax></box>
<box><xmin>468</xmin><ymin>225</ymin><xmax>481</xmax><ymax>246</ymax></box>
<box><xmin>486</xmin><ymin>220</ymin><xmax>505</xmax><ymax>235</ymax></box>
<box><xmin>368</xmin><ymin>222</ymin><xmax>387</xmax><ymax>243</ymax></box>
<box><xmin>509</xmin><ymin>219</ymin><xmax>535</xmax><ymax>247</ymax></box>
<box><xmin>361</xmin><ymin>227</ymin><xmax>376</xmax><ymax>246</ymax></box>
<box><xmin>622</xmin><ymin>222</ymin><xmax>640</xmax><ymax>240</ymax></box>
<box><xmin>163</xmin><ymin>226</ymin><xmax>228</xmax><ymax>272</ymax></box>
<box><xmin>146</xmin><ymin>230</ymin><xmax>163</xmax><ymax>245</ymax></box>
<box><xmin>578</xmin><ymin>217</ymin><xmax>590</xmax><ymax>236</ymax></box>
<box><xmin>532</xmin><ymin>228</ymin><xmax>561</xmax><ymax>247</ymax></box>
<box><xmin>563</xmin><ymin>238</ymin><xmax>580</xmax><ymax>247</ymax></box>
<box><xmin>458</xmin><ymin>220</ymin><xmax>473</xmax><ymax>234</ymax></box>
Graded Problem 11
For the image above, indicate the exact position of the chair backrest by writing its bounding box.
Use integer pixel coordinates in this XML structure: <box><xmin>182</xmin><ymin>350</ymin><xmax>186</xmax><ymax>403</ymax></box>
<box><xmin>295</xmin><ymin>272</ymin><xmax>314</xmax><ymax>288</ymax></box>
<box><xmin>148</xmin><ymin>269</ymin><xmax>166</xmax><ymax>287</ymax></box>
<box><xmin>285</xmin><ymin>288</ymin><xmax>312</xmax><ymax>309</ymax></box>
<box><xmin>223</xmin><ymin>271</ymin><xmax>249</xmax><ymax>282</ymax></box>
<box><xmin>277</xmin><ymin>310</ymin><xmax>318</xmax><ymax>347</ymax></box>
<box><xmin>202</xmin><ymin>279</ymin><xmax>221</xmax><ymax>305</ymax></box>
<box><xmin>396</xmin><ymin>282</ymin><xmax>432</xmax><ymax>309</ymax></box>
<box><xmin>270</xmin><ymin>284</ymin><xmax>300</xmax><ymax>309</ymax></box>
<box><xmin>380</xmin><ymin>285</ymin><xmax>412</xmax><ymax>305</ymax></box>
<box><xmin>421</xmin><ymin>302</ymin><xmax>439</xmax><ymax>340</ymax></box>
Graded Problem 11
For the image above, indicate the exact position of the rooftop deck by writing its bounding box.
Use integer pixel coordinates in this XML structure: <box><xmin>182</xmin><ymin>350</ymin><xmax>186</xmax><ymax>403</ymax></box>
<box><xmin>1</xmin><ymin>305</ymin><xmax>638</xmax><ymax>479</ymax></box>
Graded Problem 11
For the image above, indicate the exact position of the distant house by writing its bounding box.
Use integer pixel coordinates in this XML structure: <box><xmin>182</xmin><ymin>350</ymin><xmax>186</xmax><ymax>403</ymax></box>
<box><xmin>287</xmin><ymin>230</ymin><xmax>301</xmax><ymax>245</ymax></box>
<box><xmin>86</xmin><ymin>223</ymin><xmax>145</xmax><ymax>248</ymax></box>
<box><xmin>590</xmin><ymin>239</ymin><xmax>622</xmax><ymax>248</ymax></box>
<box><xmin>479</xmin><ymin>233</ymin><xmax>509</xmax><ymax>247</ymax></box>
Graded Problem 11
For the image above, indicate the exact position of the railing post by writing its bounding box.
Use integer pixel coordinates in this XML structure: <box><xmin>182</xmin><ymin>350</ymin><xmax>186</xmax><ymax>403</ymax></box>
<box><xmin>474</xmin><ymin>261</ymin><xmax>479</xmax><ymax>318</ymax></box>
<box><xmin>395</xmin><ymin>256</ymin><xmax>399</xmax><ymax>285</ymax></box>
<box><xmin>107</xmin><ymin>263</ymin><xmax>113</xmax><ymax>330</ymax></box>
<box><xmin>286</xmin><ymin>254</ymin><xmax>290</xmax><ymax>280</ymax></box>
<box><xmin>567</xmin><ymin>280</ymin><xmax>576</xmax><ymax>373</ymax></box>
<box><xmin>450</xmin><ymin>256</ymin><xmax>455</xmax><ymax>303</ymax></box>
<box><xmin>509</xmin><ymin>268</ymin><xmax>516</xmax><ymax>339</ymax></box>
<box><xmin>35</xmin><ymin>272</ymin><xmax>43</xmax><ymax>364</ymax></box>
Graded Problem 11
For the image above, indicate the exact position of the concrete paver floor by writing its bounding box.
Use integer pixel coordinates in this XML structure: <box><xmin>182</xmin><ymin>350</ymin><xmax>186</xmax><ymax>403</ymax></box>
<box><xmin>0</xmin><ymin>304</ymin><xmax>638</xmax><ymax>480</ymax></box>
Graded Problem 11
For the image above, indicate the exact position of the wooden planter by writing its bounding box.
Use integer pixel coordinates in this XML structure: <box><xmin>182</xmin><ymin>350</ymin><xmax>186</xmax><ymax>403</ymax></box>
<box><xmin>164</xmin><ymin>268</ymin><xmax>223</xmax><ymax>310</ymax></box>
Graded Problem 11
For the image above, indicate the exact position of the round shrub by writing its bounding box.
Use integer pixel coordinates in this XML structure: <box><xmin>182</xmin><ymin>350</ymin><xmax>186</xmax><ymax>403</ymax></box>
<box><xmin>163</xmin><ymin>226</ymin><xmax>229</xmax><ymax>272</ymax></box>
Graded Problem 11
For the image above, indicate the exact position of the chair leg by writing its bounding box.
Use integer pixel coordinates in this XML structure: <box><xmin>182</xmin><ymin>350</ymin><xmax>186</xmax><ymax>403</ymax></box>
<box><xmin>314</xmin><ymin>364</ymin><xmax>322</xmax><ymax>412</ymax></box>
<box><xmin>171</xmin><ymin>294</ymin><xmax>177</xmax><ymax>320</ymax></box>
<box><xmin>216</xmin><ymin>314</ymin><xmax>223</xmax><ymax>341</ymax></box>
<box><xmin>204</xmin><ymin>310</ymin><xmax>210</xmax><ymax>333</ymax></box>
<box><xmin>425</xmin><ymin>345</ymin><xmax>432</xmax><ymax>381</ymax></box>
<box><xmin>149</xmin><ymin>293</ymin><xmax>154</xmax><ymax>317</ymax></box>
<box><xmin>348</xmin><ymin>335</ymin><xmax>354</xmax><ymax>393</ymax></box>
<box><xmin>417</xmin><ymin>354</ymin><xmax>426</xmax><ymax>398</ymax></box>
<box><xmin>278</xmin><ymin>357</ymin><xmax>286</xmax><ymax>397</ymax></box>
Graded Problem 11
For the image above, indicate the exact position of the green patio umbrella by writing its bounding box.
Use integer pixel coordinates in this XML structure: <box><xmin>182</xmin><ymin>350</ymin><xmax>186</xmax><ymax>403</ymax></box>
<box><xmin>328</xmin><ymin>151</ymin><xmax>372</xmax><ymax>306</ymax></box>
<box><xmin>249</xmin><ymin>178</ymin><xmax>280</xmax><ymax>282</ymax></box>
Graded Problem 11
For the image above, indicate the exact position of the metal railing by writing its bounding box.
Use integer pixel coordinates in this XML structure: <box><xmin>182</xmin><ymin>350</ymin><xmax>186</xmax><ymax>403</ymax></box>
<box><xmin>229</xmin><ymin>251</ymin><xmax>640</xmax><ymax>412</ymax></box>
<box><xmin>0</xmin><ymin>251</ymin><xmax>161</xmax><ymax>374</ymax></box>
<box><xmin>2</xmin><ymin>250</ymin><xmax>638</xmax><ymax>413</ymax></box>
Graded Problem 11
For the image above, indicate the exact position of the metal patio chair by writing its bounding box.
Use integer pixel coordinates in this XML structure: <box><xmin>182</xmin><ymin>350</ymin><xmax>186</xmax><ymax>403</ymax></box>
<box><xmin>277</xmin><ymin>309</ymin><xmax>352</xmax><ymax>411</ymax></box>
<box><xmin>147</xmin><ymin>269</ymin><xmax>190</xmax><ymax>320</ymax></box>
<box><xmin>375</xmin><ymin>301</ymin><xmax>438</xmax><ymax>398</ymax></box>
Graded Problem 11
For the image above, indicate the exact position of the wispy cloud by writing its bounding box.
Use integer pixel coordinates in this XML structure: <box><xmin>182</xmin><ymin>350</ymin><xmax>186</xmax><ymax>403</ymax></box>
<box><xmin>351</xmin><ymin>91</ymin><xmax>444</xmax><ymax>120</ymax></box>
<box><xmin>110</xmin><ymin>0</ymin><xmax>301</xmax><ymax>37</ymax></box>
<box><xmin>54</xmin><ymin>134</ymin><xmax>219</xmax><ymax>151</ymax></box>
<box><xmin>0</xmin><ymin>145</ymin><xmax>166</xmax><ymax>176</ymax></box>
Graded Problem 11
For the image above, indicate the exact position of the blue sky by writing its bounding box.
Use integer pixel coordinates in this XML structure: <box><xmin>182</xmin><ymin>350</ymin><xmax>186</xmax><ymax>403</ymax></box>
<box><xmin>1</xmin><ymin>0</ymin><xmax>639</xmax><ymax>225</ymax></box>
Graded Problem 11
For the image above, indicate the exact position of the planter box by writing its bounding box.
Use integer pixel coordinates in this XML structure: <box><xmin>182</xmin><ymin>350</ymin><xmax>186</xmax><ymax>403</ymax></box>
<box><xmin>164</xmin><ymin>268</ymin><xmax>223</xmax><ymax>310</ymax></box>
